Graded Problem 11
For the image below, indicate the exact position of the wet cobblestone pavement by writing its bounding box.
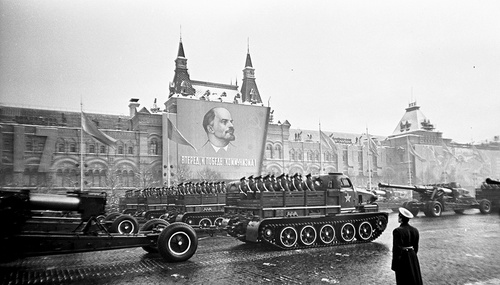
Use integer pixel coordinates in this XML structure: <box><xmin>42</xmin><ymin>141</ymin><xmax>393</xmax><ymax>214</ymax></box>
<box><xmin>1</xmin><ymin>210</ymin><xmax>499</xmax><ymax>285</ymax></box>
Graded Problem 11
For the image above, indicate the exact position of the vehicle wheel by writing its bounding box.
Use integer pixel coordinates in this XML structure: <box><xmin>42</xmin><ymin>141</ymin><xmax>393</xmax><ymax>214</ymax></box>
<box><xmin>96</xmin><ymin>215</ymin><xmax>106</xmax><ymax>224</ymax></box>
<box><xmin>454</xmin><ymin>209</ymin><xmax>465</xmax><ymax>214</ymax></box>
<box><xmin>157</xmin><ymin>222</ymin><xmax>198</xmax><ymax>262</ymax></box>
<box><xmin>479</xmin><ymin>199</ymin><xmax>492</xmax><ymax>214</ymax></box>
<box><xmin>356</xmin><ymin>221</ymin><xmax>373</xmax><ymax>241</ymax></box>
<box><xmin>109</xmin><ymin>214</ymin><xmax>139</xmax><ymax>234</ymax></box>
<box><xmin>299</xmin><ymin>225</ymin><xmax>317</xmax><ymax>246</ymax></box>
<box><xmin>140</xmin><ymin>219</ymin><xmax>170</xmax><ymax>253</ymax></box>
<box><xmin>199</xmin><ymin>218</ymin><xmax>212</xmax><ymax>228</ymax></box>
<box><xmin>104</xmin><ymin>212</ymin><xmax>121</xmax><ymax>222</ymax></box>
<box><xmin>214</xmin><ymin>217</ymin><xmax>224</xmax><ymax>228</ymax></box>
<box><xmin>340</xmin><ymin>223</ymin><xmax>355</xmax><ymax>242</ymax></box>
<box><xmin>375</xmin><ymin>215</ymin><xmax>387</xmax><ymax>232</ymax></box>
<box><xmin>319</xmin><ymin>224</ymin><xmax>335</xmax><ymax>244</ymax></box>
<box><xmin>429</xmin><ymin>201</ymin><xmax>443</xmax><ymax>217</ymax></box>
<box><xmin>278</xmin><ymin>226</ymin><xmax>298</xmax><ymax>248</ymax></box>
<box><xmin>260</xmin><ymin>225</ymin><xmax>275</xmax><ymax>243</ymax></box>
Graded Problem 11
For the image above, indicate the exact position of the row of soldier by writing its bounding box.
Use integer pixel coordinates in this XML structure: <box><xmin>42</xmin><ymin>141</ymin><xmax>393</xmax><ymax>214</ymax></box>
<box><xmin>238</xmin><ymin>173</ymin><xmax>319</xmax><ymax>196</ymax></box>
<box><xmin>124</xmin><ymin>181</ymin><xmax>228</xmax><ymax>198</ymax></box>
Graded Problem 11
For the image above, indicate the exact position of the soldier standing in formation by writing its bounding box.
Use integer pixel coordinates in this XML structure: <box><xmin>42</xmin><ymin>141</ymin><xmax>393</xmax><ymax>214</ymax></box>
<box><xmin>392</xmin><ymin>207</ymin><xmax>423</xmax><ymax>285</ymax></box>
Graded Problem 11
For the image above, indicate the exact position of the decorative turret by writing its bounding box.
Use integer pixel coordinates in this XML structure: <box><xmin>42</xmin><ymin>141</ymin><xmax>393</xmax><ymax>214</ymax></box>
<box><xmin>240</xmin><ymin>43</ymin><xmax>262</xmax><ymax>104</ymax></box>
<box><xmin>169</xmin><ymin>38</ymin><xmax>195</xmax><ymax>97</ymax></box>
<box><xmin>392</xmin><ymin>102</ymin><xmax>435</xmax><ymax>135</ymax></box>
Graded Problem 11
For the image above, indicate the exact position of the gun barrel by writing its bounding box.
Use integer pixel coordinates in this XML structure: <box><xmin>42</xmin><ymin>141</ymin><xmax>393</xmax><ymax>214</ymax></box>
<box><xmin>30</xmin><ymin>194</ymin><xmax>81</xmax><ymax>211</ymax></box>
<box><xmin>486</xmin><ymin>178</ymin><xmax>500</xmax><ymax>185</ymax></box>
<box><xmin>378</xmin><ymin>183</ymin><xmax>419</xmax><ymax>191</ymax></box>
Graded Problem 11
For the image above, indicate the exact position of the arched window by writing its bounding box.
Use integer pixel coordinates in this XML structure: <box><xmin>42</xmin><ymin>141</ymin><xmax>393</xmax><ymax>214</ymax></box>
<box><xmin>118</xmin><ymin>146</ymin><xmax>124</xmax><ymax>154</ymax></box>
<box><xmin>89</xmin><ymin>145</ymin><xmax>95</xmax><ymax>153</ymax></box>
<box><xmin>265</xmin><ymin>144</ymin><xmax>273</xmax><ymax>158</ymax></box>
<box><xmin>307</xmin><ymin>150</ymin><xmax>313</xmax><ymax>161</ymax></box>
<box><xmin>70</xmin><ymin>143</ymin><xmax>76</xmax><ymax>152</ymax></box>
<box><xmin>289</xmin><ymin>149</ymin><xmax>296</xmax><ymax>161</ymax></box>
<box><xmin>128</xmin><ymin>146</ymin><xmax>133</xmax><ymax>154</ymax></box>
<box><xmin>314</xmin><ymin>150</ymin><xmax>320</xmax><ymax>162</ymax></box>
<box><xmin>26</xmin><ymin>141</ymin><xmax>33</xmax><ymax>152</ymax></box>
<box><xmin>275</xmin><ymin>145</ymin><xmax>282</xmax><ymax>159</ymax></box>
<box><xmin>100</xmin><ymin>145</ymin><xmax>106</xmax><ymax>154</ymax></box>
<box><xmin>56</xmin><ymin>169</ymin><xmax>64</xmax><ymax>187</ymax></box>
<box><xmin>297</xmin><ymin>149</ymin><xmax>303</xmax><ymax>161</ymax></box>
<box><xmin>58</xmin><ymin>143</ymin><xmax>65</xmax><ymax>152</ymax></box>
<box><xmin>149</xmin><ymin>139</ymin><xmax>158</xmax><ymax>155</ymax></box>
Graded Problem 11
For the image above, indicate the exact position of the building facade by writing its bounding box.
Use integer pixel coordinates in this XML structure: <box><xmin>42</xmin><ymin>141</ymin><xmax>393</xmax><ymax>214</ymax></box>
<box><xmin>1</xmin><ymin>40</ymin><xmax>499</xmax><ymax>195</ymax></box>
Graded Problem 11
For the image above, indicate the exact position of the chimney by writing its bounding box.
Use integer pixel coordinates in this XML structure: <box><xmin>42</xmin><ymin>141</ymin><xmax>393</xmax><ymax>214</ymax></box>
<box><xmin>129</xmin><ymin>98</ymin><xmax>140</xmax><ymax>117</ymax></box>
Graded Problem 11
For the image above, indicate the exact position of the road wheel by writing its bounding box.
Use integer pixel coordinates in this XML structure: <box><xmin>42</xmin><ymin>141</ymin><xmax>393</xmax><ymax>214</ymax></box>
<box><xmin>140</xmin><ymin>219</ymin><xmax>170</xmax><ymax>253</ymax></box>
<box><xmin>260</xmin><ymin>225</ymin><xmax>275</xmax><ymax>243</ymax></box>
<box><xmin>479</xmin><ymin>199</ymin><xmax>492</xmax><ymax>214</ymax></box>
<box><xmin>429</xmin><ymin>201</ymin><xmax>443</xmax><ymax>217</ymax></box>
<box><xmin>158</xmin><ymin>222</ymin><xmax>198</xmax><ymax>262</ymax></box>
<box><xmin>299</xmin><ymin>225</ymin><xmax>317</xmax><ymax>246</ymax></box>
<box><xmin>356</xmin><ymin>221</ymin><xmax>373</xmax><ymax>241</ymax></box>
<box><xmin>319</xmin><ymin>224</ymin><xmax>335</xmax><ymax>244</ymax></box>
<box><xmin>278</xmin><ymin>226</ymin><xmax>298</xmax><ymax>248</ymax></box>
<box><xmin>340</xmin><ymin>223</ymin><xmax>355</xmax><ymax>242</ymax></box>
<box><xmin>199</xmin><ymin>218</ymin><xmax>212</xmax><ymax>228</ymax></box>
<box><xmin>109</xmin><ymin>214</ymin><xmax>139</xmax><ymax>234</ymax></box>
<box><xmin>214</xmin><ymin>217</ymin><xmax>224</xmax><ymax>228</ymax></box>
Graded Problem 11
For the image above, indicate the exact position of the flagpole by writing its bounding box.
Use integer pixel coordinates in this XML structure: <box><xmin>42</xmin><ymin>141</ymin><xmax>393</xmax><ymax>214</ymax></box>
<box><xmin>319</xmin><ymin>121</ymin><xmax>323</xmax><ymax>175</ymax></box>
<box><xmin>407</xmin><ymin>135</ymin><xmax>412</xmax><ymax>185</ymax></box>
<box><xmin>366</xmin><ymin>128</ymin><xmax>372</xmax><ymax>190</ymax></box>
<box><xmin>166</xmin><ymin>111</ymin><xmax>171</xmax><ymax>187</ymax></box>
<box><xmin>80</xmin><ymin>101</ymin><xmax>84</xmax><ymax>191</ymax></box>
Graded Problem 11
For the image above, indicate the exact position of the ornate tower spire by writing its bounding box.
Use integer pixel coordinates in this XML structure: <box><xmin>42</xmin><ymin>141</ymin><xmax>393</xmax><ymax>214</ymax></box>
<box><xmin>240</xmin><ymin>40</ymin><xmax>262</xmax><ymax>104</ymax></box>
<box><xmin>169</xmin><ymin>35</ymin><xmax>195</xmax><ymax>97</ymax></box>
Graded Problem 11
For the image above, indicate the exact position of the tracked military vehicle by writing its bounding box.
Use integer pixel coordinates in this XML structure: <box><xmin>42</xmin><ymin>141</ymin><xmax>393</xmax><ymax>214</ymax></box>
<box><xmin>477</xmin><ymin>178</ymin><xmax>500</xmax><ymax>212</ymax></box>
<box><xmin>221</xmin><ymin>173</ymin><xmax>389</xmax><ymax>250</ymax></box>
<box><xmin>118</xmin><ymin>182</ymin><xmax>227</xmax><ymax>229</ymax></box>
<box><xmin>378</xmin><ymin>182</ymin><xmax>492</xmax><ymax>217</ymax></box>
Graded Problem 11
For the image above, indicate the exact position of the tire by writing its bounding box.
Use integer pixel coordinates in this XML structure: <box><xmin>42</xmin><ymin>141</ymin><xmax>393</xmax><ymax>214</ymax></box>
<box><xmin>140</xmin><ymin>219</ymin><xmax>170</xmax><ymax>253</ymax></box>
<box><xmin>279</xmin><ymin>226</ymin><xmax>298</xmax><ymax>248</ymax></box>
<box><xmin>96</xmin><ymin>215</ymin><xmax>106</xmax><ymax>223</ymax></box>
<box><xmin>299</xmin><ymin>225</ymin><xmax>317</xmax><ymax>246</ymax></box>
<box><xmin>319</xmin><ymin>224</ymin><xmax>335</xmax><ymax>244</ymax></box>
<box><xmin>340</xmin><ymin>223</ymin><xmax>355</xmax><ymax>242</ymax></box>
<box><xmin>157</xmin><ymin>222</ymin><xmax>198</xmax><ymax>262</ymax></box>
<box><xmin>356</xmin><ymin>221</ymin><xmax>373</xmax><ymax>241</ymax></box>
<box><xmin>428</xmin><ymin>201</ymin><xmax>443</xmax><ymax>217</ymax></box>
<box><xmin>109</xmin><ymin>214</ymin><xmax>139</xmax><ymax>234</ymax></box>
<box><xmin>104</xmin><ymin>212</ymin><xmax>121</xmax><ymax>222</ymax></box>
<box><xmin>479</xmin><ymin>199</ymin><xmax>492</xmax><ymax>214</ymax></box>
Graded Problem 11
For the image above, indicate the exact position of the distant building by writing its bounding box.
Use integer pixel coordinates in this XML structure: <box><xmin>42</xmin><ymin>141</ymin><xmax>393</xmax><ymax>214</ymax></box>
<box><xmin>1</xmin><ymin>40</ymin><xmax>499</xmax><ymax>195</ymax></box>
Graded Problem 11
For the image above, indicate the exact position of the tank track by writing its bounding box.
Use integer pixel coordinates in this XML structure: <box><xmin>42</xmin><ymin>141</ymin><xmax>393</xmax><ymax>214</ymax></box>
<box><xmin>256</xmin><ymin>213</ymin><xmax>388</xmax><ymax>250</ymax></box>
<box><xmin>178</xmin><ymin>211</ymin><xmax>225</xmax><ymax>228</ymax></box>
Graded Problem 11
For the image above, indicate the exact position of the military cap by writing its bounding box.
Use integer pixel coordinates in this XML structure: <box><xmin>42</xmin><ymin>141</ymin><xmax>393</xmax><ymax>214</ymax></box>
<box><xmin>399</xmin><ymin>207</ymin><xmax>414</xmax><ymax>219</ymax></box>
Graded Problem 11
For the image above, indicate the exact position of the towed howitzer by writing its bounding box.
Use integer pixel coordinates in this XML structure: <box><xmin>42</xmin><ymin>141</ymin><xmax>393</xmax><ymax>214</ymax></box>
<box><xmin>378</xmin><ymin>182</ymin><xmax>492</xmax><ymax>217</ymax></box>
<box><xmin>476</xmin><ymin>178</ymin><xmax>500</xmax><ymax>212</ymax></box>
<box><xmin>0</xmin><ymin>189</ymin><xmax>198</xmax><ymax>262</ymax></box>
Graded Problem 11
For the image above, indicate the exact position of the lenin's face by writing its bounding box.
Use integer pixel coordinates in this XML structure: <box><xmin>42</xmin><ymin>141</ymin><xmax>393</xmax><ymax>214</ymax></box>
<box><xmin>209</xmin><ymin>108</ymin><xmax>235</xmax><ymax>143</ymax></box>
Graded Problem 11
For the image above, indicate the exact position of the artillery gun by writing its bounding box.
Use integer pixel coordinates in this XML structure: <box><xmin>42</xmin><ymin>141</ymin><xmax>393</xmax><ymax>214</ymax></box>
<box><xmin>378</xmin><ymin>182</ymin><xmax>492</xmax><ymax>217</ymax></box>
<box><xmin>0</xmin><ymin>189</ymin><xmax>198</xmax><ymax>262</ymax></box>
<box><xmin>476</xmin><ymin>178</ymin><xmax>500</xmax><ymax>213</ymax></box>
<box><xmin>221</xmin><ymin>173</ymin><xmax>389</xmax><ymax>250</ymax></box>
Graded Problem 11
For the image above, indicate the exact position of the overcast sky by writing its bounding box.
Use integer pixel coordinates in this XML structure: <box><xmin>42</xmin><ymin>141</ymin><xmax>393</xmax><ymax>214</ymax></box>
<box><xmin>1</xmin><ymin>0</ymin><xmax>499</xmax><ymax>143</ymax></box>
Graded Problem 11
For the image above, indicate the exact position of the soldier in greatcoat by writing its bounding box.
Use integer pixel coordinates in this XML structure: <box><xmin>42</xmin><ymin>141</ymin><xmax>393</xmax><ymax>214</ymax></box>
<box><xmin>392</xmin><ymin>207</ymin><xmax>423</xmax><ymax>285</ymax></box>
